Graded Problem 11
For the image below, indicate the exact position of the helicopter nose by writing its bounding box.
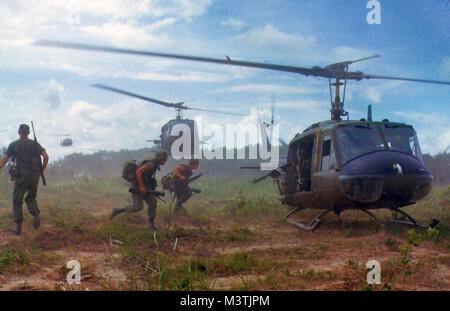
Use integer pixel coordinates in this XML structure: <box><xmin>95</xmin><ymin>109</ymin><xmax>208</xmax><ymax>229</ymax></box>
<box><xmin>338</xmin><ymin>151</ymin><xmax>432</xmax><ymax>204</ymax></box>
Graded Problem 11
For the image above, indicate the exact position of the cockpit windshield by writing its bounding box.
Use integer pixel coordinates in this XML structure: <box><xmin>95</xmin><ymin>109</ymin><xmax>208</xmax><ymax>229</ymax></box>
<box><xmin>335</xmin><ymin>123</ymin><xmax>423</xmax><ymax>164</ymax></box>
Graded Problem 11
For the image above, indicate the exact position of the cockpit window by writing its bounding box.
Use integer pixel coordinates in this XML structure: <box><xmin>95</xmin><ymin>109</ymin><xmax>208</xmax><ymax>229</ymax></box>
<box><xmin>335</xmin><ymin>124</ymin><xmax>423</xmax><ymax>164</ymax></box>
<box><xmin>335</xmin><ymin>125</ymin><xmax>385</xmax><ymax>164</ymax></box>
<box><xmin>380</xmin><ymin>125</ymin><xmax>423</xmax><ymax>161</ymax></box>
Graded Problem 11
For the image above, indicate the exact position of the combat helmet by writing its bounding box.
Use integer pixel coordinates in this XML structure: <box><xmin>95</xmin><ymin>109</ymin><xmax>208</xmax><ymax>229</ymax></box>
<box><xmin>154</xmin><ymin>149</ymin><xmax>168</xmax><ymax>161</ymax></box>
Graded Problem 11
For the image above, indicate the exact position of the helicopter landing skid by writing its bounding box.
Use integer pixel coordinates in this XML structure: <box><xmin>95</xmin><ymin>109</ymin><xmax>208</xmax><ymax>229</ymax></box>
<box><xmin>284</xmin><ymin>208</ymin><xmax>333</xmax><ymax>231</ymax></box>
<box><xmin>385</xmin><ymin>208</ymin><xmax>439</xmax><ymax>228</ymax></box>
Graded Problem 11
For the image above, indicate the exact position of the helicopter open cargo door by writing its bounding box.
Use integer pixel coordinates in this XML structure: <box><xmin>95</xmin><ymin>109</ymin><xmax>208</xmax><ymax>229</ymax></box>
<box><xmin>312</xmin><ymin>131</ymin><xmax>340</xmax><ymax>209</ymax></box>
<box><xmin>286</xmin><ymin>134</ymin><xmax>314</xmax><ymax>193</ymax></box>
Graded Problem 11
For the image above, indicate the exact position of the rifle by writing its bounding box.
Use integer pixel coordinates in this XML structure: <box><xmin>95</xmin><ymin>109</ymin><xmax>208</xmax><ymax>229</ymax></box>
<box><xmin>31</xmin><ymin>121</ymin><xmax>46</xmax><ymax>186</ymax></box>
<box><xmin>185</xmin><ymin>171</ymin><xmax>208</xmax><ymax>184</ymax></box>
<box><xmin>128</xmin><ymin>188</ymin><xmax>166</xmax><ymax>202</ymax></box>
<box><xmin>252</xmin><ymin>163</ymin><xmax>290</xmax><ymax>184</ymax></box>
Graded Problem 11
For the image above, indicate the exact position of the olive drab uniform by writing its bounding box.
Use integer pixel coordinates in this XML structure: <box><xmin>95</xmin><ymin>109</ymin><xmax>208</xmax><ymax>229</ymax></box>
<box><xmin>163</xmin><ymin>164</ymin><xmax>193</xmax><ymax>211</ymax></box>
<box><xmin>5</xmin><ymin>138</ymin><xmax>45</xmax><ymax>224</ymax></box>
<box><xmin>112</xmin><ymin>158</ymin><xmax>160</xmax><ymax>224</ymax></box>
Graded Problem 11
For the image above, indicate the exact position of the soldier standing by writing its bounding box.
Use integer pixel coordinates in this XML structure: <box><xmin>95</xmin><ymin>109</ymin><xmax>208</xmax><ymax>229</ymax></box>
<box><xmin>0</xmin><ymin>124</ymin><xmax>49</xmax><ymax>235</ymax></box>
<box><xmin>110</xmin><ymin>150</ymin><xmax>168</xmax><ymax>231</ymax></box>
<box><xmin>163</xmin><ymin>159</ymin><xmax>200</xmax><ymax>212</ymax></box>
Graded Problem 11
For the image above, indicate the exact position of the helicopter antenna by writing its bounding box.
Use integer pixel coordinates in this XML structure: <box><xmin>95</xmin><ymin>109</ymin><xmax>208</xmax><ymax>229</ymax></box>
<box><xmin>367</xmin><ymin>104</ymin><xmax>373</xmax><ymax>121</ymax></box>
<box><xmin>36</xmin><ymin>40</ymin><xmax>450</xmax><ymax>121</ymax></box>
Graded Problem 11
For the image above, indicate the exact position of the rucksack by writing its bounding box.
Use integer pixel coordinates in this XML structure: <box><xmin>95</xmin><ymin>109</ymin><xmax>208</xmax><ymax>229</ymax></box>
<box><xmin>122</xmin><ymin>160</ymin><xmax>138</xmax><ymax>182</ymax></box>
<box><xmin>161</xmin><ymin>172</ymin><xmax>174</xmax><ymax>189</ymax></box>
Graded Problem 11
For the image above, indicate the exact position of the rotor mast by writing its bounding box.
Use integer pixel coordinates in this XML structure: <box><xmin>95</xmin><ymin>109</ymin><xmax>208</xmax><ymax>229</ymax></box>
<box><xmin>176</xmin><ymin>107</ymin><xmax>183</xmax><ymax>119</ymax></box>
<box><xmin>330</xmin><ymin>78</ymin><xmax>348</xmax><ymax>121</ymax></box>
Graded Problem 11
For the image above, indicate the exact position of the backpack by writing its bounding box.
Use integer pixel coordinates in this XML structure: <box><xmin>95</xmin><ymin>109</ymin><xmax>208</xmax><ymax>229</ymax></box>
<box><xmin>161</xmin><ymin>172</ymin><xmax>174</xmax><ymax>189</ymax></box>
<box><xmin>122</xmin><ymin>160</ymin><xmax>138</xmax><ymax>182</ymax></box>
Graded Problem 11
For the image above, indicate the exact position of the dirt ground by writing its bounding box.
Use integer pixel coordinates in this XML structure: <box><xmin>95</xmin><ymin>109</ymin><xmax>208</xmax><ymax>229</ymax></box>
<box><xmin>0</xmin><ymin>201</ymin><xmax>448</xmax><ymax>291</ymax></box>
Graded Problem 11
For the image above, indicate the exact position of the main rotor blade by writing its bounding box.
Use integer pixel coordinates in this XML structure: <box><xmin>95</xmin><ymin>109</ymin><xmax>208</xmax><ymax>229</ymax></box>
<box><xmin>186</xmin><ymin>106</ymin><xmax>245</xmax><ymax>116</ymax></box>
<box><xmin>35</xmin><ymin>40</ymin><xmax>322</xmax><ymax>77</ymax></box>
<box><xmin>361</xmin><ymin>74</ymin><xmax>450</xmax><ymax>85</ymax></box>
<box><xmin>35</xmin><ymin>40</ymin><xmax>450</xmax><ymax>85</ymax></box>
<box><xmin>92</xmin><ymin>84</ymin><xmax>178</xmax><ymax>108</ymax></box>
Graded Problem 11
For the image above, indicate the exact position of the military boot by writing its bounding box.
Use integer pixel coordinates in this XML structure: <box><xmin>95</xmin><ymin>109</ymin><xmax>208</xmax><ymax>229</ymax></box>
<box><xmin>148</xmin><ymin>219</ymin><xmax>158</xmax><ymax>231</ymax></box>
<box><xmin>7</xmin><ymin>222</ymin><xmax>22</xmax><ymax>236</ymax></box>
<box><xmin>110</xmin><ymin>207</ymin><xmax>125</xmax><ymax>220</ymax></box>
<box><xmin>33</xmin><ymin>214</ymin><xmax>41</xmax><ymax>230</ymax></box>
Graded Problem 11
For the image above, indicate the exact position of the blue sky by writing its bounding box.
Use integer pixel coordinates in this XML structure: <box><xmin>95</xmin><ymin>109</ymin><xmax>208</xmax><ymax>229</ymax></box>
<box><xmin>0</xmin><ymin>0</ymin><xmax>449</xmax><ymax>159</ymax></box>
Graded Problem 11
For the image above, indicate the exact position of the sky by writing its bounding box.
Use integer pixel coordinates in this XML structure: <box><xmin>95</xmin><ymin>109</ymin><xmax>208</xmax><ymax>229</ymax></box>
<box><xmin>0</xmin><ymin>0</ymin><xmax>449</xmax><ymax>160</ymax></box>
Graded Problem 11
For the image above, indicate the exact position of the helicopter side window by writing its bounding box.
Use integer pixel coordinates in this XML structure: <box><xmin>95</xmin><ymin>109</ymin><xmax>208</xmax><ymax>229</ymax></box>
<box><xmin>321</xmin><ymin>135</ymin><xmax>336</xmax><ymax>172</ymax></box>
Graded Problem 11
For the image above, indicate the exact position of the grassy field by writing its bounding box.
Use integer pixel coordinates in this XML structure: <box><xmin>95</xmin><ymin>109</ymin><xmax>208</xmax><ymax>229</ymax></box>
<box><xmin>0</xmin><ymin>172</ymin><xmax>448</xmax><ymax>291</ymax></box>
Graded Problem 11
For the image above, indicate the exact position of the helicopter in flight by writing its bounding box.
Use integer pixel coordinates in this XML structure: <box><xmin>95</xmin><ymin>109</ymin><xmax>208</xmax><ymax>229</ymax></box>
<box><xmin>91</xmin><ymin>83</ymin><xmax>243</xmax><ymax>156</ymax></box>
<box><xmin>47</xmin><ymin>134</ymin><xmax>73</xmax><ymax>147</ymax></box>
<box><xmin>35</xmin><ymin>40</ymin><xmax>450</xmax><ymax>230</ymax></box>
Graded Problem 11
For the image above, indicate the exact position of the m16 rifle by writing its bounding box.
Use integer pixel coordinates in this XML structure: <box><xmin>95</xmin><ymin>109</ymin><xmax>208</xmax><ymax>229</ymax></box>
<box><xmin>241</xmin><ymin>164</ymin><xmax>290</xmax><ymax>184</ymax></box>
<box><xmin>185</xmin><ymin>171</ymin><xmax>208</xmax><ymax>184</ymax></box>
<box><xmin>31</xmin><ymin>121</ymin><xmax>46</xmax><ymax>186</ymax></box>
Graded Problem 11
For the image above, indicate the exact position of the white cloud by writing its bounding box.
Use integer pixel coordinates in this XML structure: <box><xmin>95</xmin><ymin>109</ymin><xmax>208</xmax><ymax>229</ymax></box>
<box><xmin>229</xmin><ymin>24</ymin><xmax>316</xmax><ymax>48</ymax></box>
<box><xmin>362</xmin><ymin>86</ymin><xmax>382</xmax><ymax>103</ymax></box>
<box><xmin>79</xmin><ymin>20</ymin><xmax>173</xmax><ymax>47</ymax></box>
<box><xmin>211</xmin><ymin>83</ymin><xmax>324</xmax><ymax>95</ymax></box>
<box><xmin>393</xmin><ymin>111</ymin><xmax>450</xmax><ymax>154</ymax></box>
<box><xmin>128</xmin><ymin>71</ymin><xmax>229</xmax><ymax>82</ymax></box>
<box><xmin>154</xmin><ymin>0</ymin><xmax>212</xmax><ymax>21</ymax></box>
<box><xmin>221</xmin><ymin>18</ymin><xmax>245</xmax><ymax>29</ymax></box>
<box><xmin>44</xmin><ymin>79</ymin><xmax>64</xmax><ymax>109</ymax></box>
<box><xmin>275</xmin><ymin>100</ymin><xmax>327</xmax><ymax>112</ymax></box>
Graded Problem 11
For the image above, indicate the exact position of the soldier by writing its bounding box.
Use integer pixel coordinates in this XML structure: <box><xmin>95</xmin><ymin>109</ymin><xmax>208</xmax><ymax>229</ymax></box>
<box><xmin>0</xmin><ymin>124</ymin><xmax>49</xmax><ymax>236</ymax></box>
<box><xmin>163</xmin><ymin>159</ymin><xmax>200</xmax><ymax>212</ymax></box>
<box><xmin>298</xmin><ymin>146</ymin><xmax>311</xmax><ymax>191</ymax></box>
<box><xmin>110</xmin><ymin>150</ymin><xmax>168</xmax><ymax>231</ymax></box>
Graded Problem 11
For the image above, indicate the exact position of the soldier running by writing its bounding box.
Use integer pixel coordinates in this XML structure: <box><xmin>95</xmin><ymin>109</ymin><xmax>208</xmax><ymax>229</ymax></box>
<box><xmin>162</xmin><ymin>159</ymin><xmax>200</xmax><ymax>212</ymax></box>
<box><xmin>110</xmin><ymin>150</ymin><xmax>168</xmax><ymax>231</ymax></box>
<box><xmin>0</xmin><ymin>124</ymin><xmax>49</xmax><ymax>236</ymax></box>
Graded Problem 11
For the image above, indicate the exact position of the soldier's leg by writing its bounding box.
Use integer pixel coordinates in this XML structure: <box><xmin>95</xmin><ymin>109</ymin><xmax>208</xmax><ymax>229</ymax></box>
<box><xmin>174</xmin><ymin>184</ymin><xmax>192</xmax><ymax>211</ymax></box>
<box><xmin>144</xmin><ymin>194</ymin><xmax>157</xmax><ymax>230</ymax></box>
<box><xmin>123</xmin><ymin>194</ymin><xmax>144</xmax><ymax>213</ymax></box>
<box><xmin>12</xmin><ymin>179</ymin><xmax>27</xmax><ymax>224</ymax></box>
<box><xmin>25</xmin><ymin>176</ymin><xmax>41</xmax><ymax>229</ymax></box>
<box><xmin>174</xmin><ymin>191</ymin><xmax>183</xmax><ymax>211</ymax></box>
<box><xmin>110</xmin><ymin>193</ymin><xmax>144</xmax><ymax>220</ymax></box>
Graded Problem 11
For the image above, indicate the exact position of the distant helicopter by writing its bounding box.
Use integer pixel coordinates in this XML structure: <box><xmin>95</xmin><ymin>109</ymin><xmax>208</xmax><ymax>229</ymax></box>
<box><xmin>260</xmin><ymin>92</ymin><xmax>288</xmax><ymax>149</ymax></box>
<box><xmin>47</xmin><ymin>134</ymin><xmax>73</xmax><ymax>147</ymax></box>
<box><xmin>91</xmin><ymin>83</ymin><xmax>243</xmax><ymax>156</ymax></box>
<box><xmin>36</xmin><ymin>40</ymin><xmax>450</xmax><ymax>230</ymax></box>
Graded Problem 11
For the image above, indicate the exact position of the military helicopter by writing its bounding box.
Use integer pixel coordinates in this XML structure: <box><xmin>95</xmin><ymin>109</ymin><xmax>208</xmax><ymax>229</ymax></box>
<box><xmin>91</xmin><ymin>83</ymin><xmax>243</xmax><ymax>156</ymax></box>
<box><xmin>60</xmin><ymin>137</ymin><xmax>73</xmax><ymax>147</ymax></box>
<box><xmin>35</xmin><ymin>40</ymin><xmax>450</xmax><ymax>230</ymax></box>
<box><xmin>47</xmin><ymin>134</ymin><xmax>73</xmax><ymax>147</ymax></box>
<box><xmin>260</xmin><ymin>92</ymin><xmax>288</xmax><ymax>149</ymax></box>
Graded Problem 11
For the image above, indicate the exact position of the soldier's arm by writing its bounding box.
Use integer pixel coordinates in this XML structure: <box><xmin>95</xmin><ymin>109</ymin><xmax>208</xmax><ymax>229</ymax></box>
<box><xmin>41</xmin><ymin>151</ymin><xmax>49</xmax><ymax>171</ymax></box>
<box><xmin>173</xmin><ymin>166</ymin><xmax>187</xmax><ymax>181</ymax></box>
<box><xmin>0</xmin><ymin>155</ymin><xmax>9</xmax><ymax>170</ymax></box>
<box><xmin>136</xmin><ymin>162</ymin><xmax>155</xmax><ymax>195</ymax></box>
